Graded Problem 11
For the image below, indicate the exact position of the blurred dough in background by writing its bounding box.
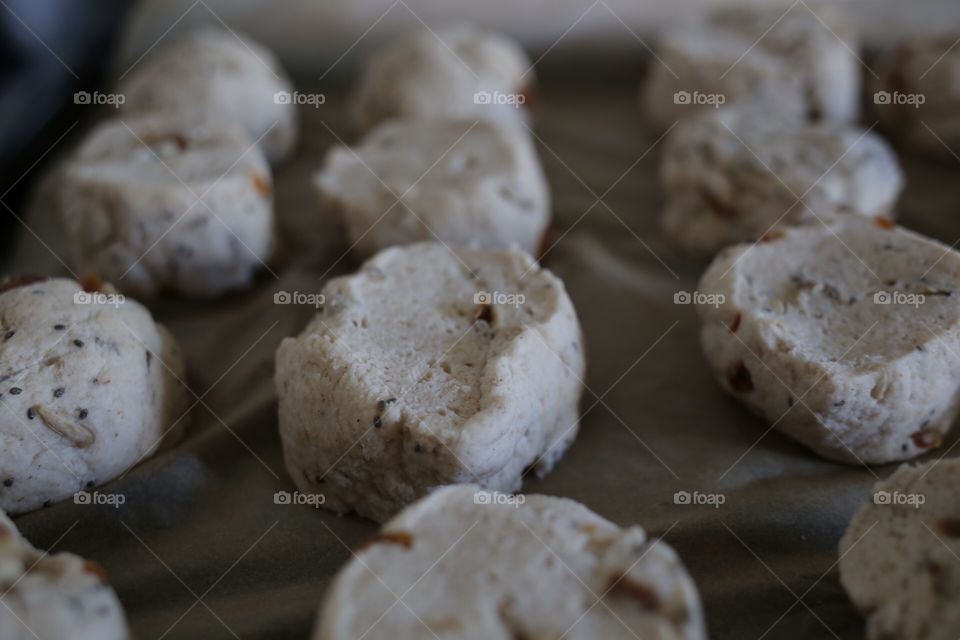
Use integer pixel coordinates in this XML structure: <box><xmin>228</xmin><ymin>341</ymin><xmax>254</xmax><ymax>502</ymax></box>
<box><xmin>113</xmin><ymin>0</ymin><xmax>960</xmax><ymax>80</ymax></box>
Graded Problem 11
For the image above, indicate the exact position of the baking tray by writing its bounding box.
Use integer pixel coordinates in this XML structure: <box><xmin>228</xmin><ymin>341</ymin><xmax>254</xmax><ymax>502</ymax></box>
<box><xmin>6</xmin><ymin>82</ymin><xmax>960</xmax><ymax>639</ymax></box>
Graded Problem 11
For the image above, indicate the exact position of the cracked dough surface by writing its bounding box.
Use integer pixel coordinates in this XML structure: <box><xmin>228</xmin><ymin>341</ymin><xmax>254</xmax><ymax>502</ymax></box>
<box><xmin>276</xmin><ymin>243</ymin><xmax>584</xmax><ymax>523</ymax></box>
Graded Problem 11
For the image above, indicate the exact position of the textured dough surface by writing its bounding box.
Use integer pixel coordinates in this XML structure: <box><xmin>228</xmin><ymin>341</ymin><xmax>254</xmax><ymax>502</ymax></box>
<box><xmin>661</xmin><ymin>105</ymin><xmax>903</xmax><ymax>255</ymax></box>
<box><xmin>840</xmin><ymin>458</ymin><xmax>960</xmax><ymax>640</ymax></box>
<box><xmin>349</xmin><ymin>25</ymin><xmax>532</xmax><ymax>133</ymax></box>
<box><xmin>0</xmin><ymin>277</ymin><xmax>189</xmax><ymax>514</ymax></box>
<box><xmin>643</xmin><ymin>6</ymin><xmax>859</xmax><ymax>131</ymax></box>
<box><xmin>0</xmin><ymin>510</ymin><xmax>129</xmax><ymax>640</ymax></box>
<box><xmin>59</xmin><ymin>112</ymin><xmax>275</xmax><ymax>298</ymax></box>
<box><xmin>276</xmin><ymin>243</ymin><xmax>584</xmax><ymax>522</ymax></box>
<box><xmin>315</xmin><ymin>118</ymin><xmax>550</xmax><ymax>258</ymax></box>
<box><xmin>119</xmin><ymin>27</ymin><xmax>297</xmax><ymax>163</ymax></box>
<box><xmin>697</xmin><ymin>218</ymin><xmax>960</xmax><ymax>464</ymax></box>
<box><xmin>316</xmin><ymin>485</ymin><xmax>706</xmax><ymax>640</ymax></box>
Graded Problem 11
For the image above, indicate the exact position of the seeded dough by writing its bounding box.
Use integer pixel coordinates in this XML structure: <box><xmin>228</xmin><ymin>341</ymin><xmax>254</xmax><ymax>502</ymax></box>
<box><xmin>697</xmin><ymin>218</ymin><xmax>960</xmax><ymax>464</ymax></box>
<box><xmin>59</xmin><ymin>112</ymin><xmax>275</xmax><ymax>298</ymax></box>
<box><xmin>872</xmin><ymin>35</ymin><xmax>960</xmax><ymax>159</ymax></box>
<box><xmin>839</xmin><ymin>458</ymin><xmax>960</xmax><ymax>640</ymax></box>
<box><xmin>0</xmin><ymin>277</ymin><xmax>189</xmax><ymax>514</ymax></box>
<box><xmin>643</xmin><ymin>7</ymin><xmax>859</xmax><ymax>131</ymax></box>
<box><xmin>276</xmin><ymin>243</ymin><xmax>584</xmax><ymax>523</ymax></box>
<box><xmin>314</xmin><ymin>119</ymin><xmax>550</xmax><ymax>258</ymax></box>
<box><xmin>349</xmin><ymin>25</ymin><xmax>532</xmax><ymax>133</ymax></box>
<box><xmin>660</xmin><ymin>105</ymin><xmax>903</xmax><ymax>255</ymax></box>
<box><xmin>119</xmin><ymin>28</ymin><xmax>297</xmax><ymax>163</ymax></box>
<box><xmin>0</xmin><ymin>509</ymin><xmax>129</xmax><ymax>640</ymax></box>
<box><xmin>315</xmin><ymin>485</ymin><xmax>706</xmax><ymax>640</ymax></box>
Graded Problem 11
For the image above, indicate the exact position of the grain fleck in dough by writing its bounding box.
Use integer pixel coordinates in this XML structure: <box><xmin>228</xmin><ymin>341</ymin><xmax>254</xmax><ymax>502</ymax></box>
<box><xmin>840</xmin><ymin>458</ymin><xmax>960</xmax><ymax>640</ymax></box>
<box><xmin>315</xmin><ymin>485</ymin><xmax>706</xmax><ymax>640</ymax></box>
<box><xmin>660</xmin><ymin>105</ymin><xmax>903</xmax><ymax>256</ymax></box>
<box><xmin>314</xmin><ymin>119</ymin><xmax>550</xmax><ymax>258</ymax></box>
<box><xmin>0</xmin><ymin>509</ymin><xmax>130</xmax><ymax>640</ymax></box>
<box><xmin>275</xmin><ymin>243</ymin><xmax>584</xmax><ymax>523</ymax></box>
<box><xmin>0</xmin><ymin>277</ymin><xmax>189</xmax><ymax>514</ymax></box>
<box><xmin>643</xmin><ymin>6</ymin><xmax>859</xmax><ymax>131</ymax></box>
<box><xmin>119</xmin><ymin>27</ymin><xmax>298</xmax><ymax>164</ymax></box>
<box><xmin>697</xmin><ymin>218</ymin><xmax>960</xmax><ymax>464</ymax></box>
<box><xmin>349</xmin><ymin>24</ymin><xmax>533</xmax><ymax>133</ymax></box>
<box><xmin>59</xmin><ymin>112</ymin><xmax>275</xmax><ymax>298</ymax></box>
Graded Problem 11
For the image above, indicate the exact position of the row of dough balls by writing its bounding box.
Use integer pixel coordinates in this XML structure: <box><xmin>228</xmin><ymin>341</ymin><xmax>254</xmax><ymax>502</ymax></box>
<box><xmin>647</xmin><ymin>7</ymin><xmax>905</xmax><ymax>256</ymax></box>
<box><xmin>58</xmin><ymin>29</ymin><xmax>298</xmax><ymax>298</ymax></box>
<box><xmin>309</xmin><ymin>456</ymin><xmax>960</xmax><ymax>639</ymax></box>
<box><xmin>644</xmin><ymin>6</ymin><xmax>960</xmax><ymax>156</ymax></box>
<box><xmin>647</xmin><ymin>8</ymin><xmax>960</xmax><ymax>465</ymax></box>
<box><xmin>315</xmin><ymin>24</ymin><xmax>551</xmax><ymax>259</ymax></box>
<box><xmin>647</xmin><ymin>10</ymin><xmax>960</xmax><ymax>638</ymax></box>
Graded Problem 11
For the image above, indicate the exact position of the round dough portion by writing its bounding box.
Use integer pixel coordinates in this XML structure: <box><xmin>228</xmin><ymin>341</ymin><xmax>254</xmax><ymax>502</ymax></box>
<box><xmin>697</xmin><ymin>218</ymin><xmax>960</xmax><ymax>464</ymax></box>
<box><xmin>316</xmin><ymin>485</ymin><xmax>706</xmax><ymax>640</ymax></box>
<box><xmin>119</xmin><ymin>28</ymin><xmax>297</xmax><ymax>163</ymax></box>
<box><xmin>643</xmin><ymin>6</ymin><xmax>859</xmax><ymax>131</ymax></box>
<box><xmin>661</xmin><ymin>105</ymin><xmax>903</xmax><ymax>255</ymax></box>
<box><xmin>315</xmin><ymin>119</ymin><xmax>550</xmax><ymax>259</ymax></box>
<box><xmin>275</xmin><ymin>243</ymin><xmax>585</xmax><ymax>523</ymax></box>
<box><xmin>0</xmin><ymin>510</ymin><xmax>129</xmax><ymax>640</ymax></box>
<box><xmin>59</xmin><ymin>112</ymin><xmax>275</xmax><ymax>298</ymax></box>
<box><xmin>840</xmin><ymin>458</ymin><xmax>960</xmax><ymax>640</ymax></box>
<box><xmin>872</xmin><ymin>35</ymin><xmax>960</xmax><ymax>159</ymax></box>
<box><xmin>0</xmin><ymin>277</ymin><xmax>189</xmax><ymax>514</ymax></box>
<box><xmin>349</xmin><ymin>25</ymin><xmax>532</xmax><ymax>133</ymax></box>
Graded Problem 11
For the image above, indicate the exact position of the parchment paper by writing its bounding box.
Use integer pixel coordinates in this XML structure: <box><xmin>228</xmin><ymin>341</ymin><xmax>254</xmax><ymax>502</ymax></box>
<box><xmin>6</xmin><ymin>76</ymin><xmax>960</xmax><ymax>639</ymax></box>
